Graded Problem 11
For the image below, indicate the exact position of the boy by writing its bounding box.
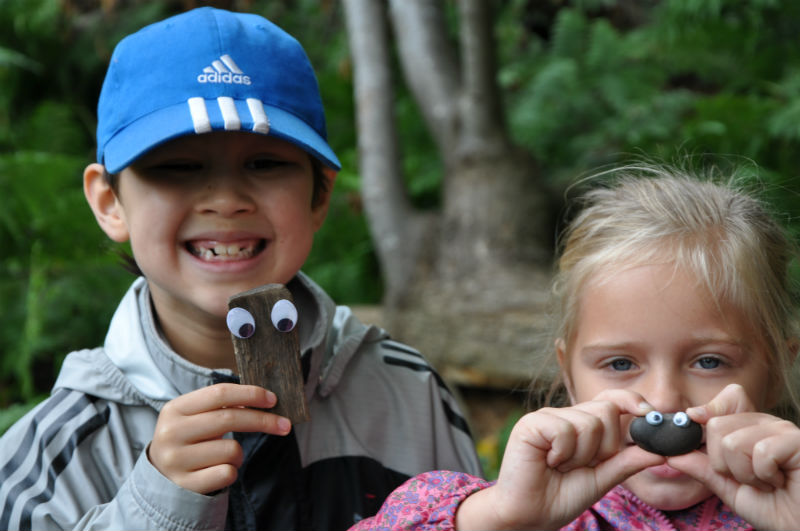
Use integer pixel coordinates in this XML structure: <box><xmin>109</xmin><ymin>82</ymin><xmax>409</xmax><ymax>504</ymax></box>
<box><xmin>0</xmin><ymin>8</ymin><xmax>481</xmax><ymax>531</ymax></box>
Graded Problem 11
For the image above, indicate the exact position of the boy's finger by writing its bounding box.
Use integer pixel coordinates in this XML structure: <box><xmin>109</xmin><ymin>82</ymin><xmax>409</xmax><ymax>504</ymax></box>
<box><xmin>156</xmin><ymin>438</ymin><xmax>245</xmax><ymax>473</ymax></box>
<box><xmin>180</xmin><ymin>463</ymin><xmax>240</xmax><ymax>495</ymax></box>
<box><xmin>201</xmin><ymin>408</ymin><xmax>292</xmax><ymax>438</ymax></box>
<box><xmin>169</xmin><ymin>383</ymin><xmax>277</xmax><ymax>415</ymax></box>
<box><xmin>159</xmin><ymin>407</ymin><xmax>292</xmax><ymax>442</ymax></box>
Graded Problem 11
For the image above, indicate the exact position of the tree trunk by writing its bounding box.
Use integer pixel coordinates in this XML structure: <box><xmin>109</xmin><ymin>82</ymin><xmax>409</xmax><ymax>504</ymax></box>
<box><xmin>342</xmin><ymin>0</ymin><xmax>556</xmax><ymax>388</ymax></box>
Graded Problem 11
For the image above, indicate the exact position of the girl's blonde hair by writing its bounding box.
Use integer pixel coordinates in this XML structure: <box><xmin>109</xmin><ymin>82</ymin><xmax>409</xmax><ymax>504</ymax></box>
<box><xmin>535</xmin><ymin>163</ymin><xmax>800</xmax><ymax>420</ymax></box>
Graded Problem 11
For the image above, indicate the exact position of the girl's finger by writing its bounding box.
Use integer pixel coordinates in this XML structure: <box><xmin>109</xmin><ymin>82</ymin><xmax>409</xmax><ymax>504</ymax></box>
<box><xmin>687</xmin><ymin>384</ymin><xmax>755</xmax><ymax>423</ymax></box>
<box><xmin>589</xmin><ymin>388</ymin><xmax>654</xmax><ymax>417</ymax></box>
<box><xmin>514</xmin><ymin>410</ymin><xmax>578</xmax><ymax>469</ymax></box>
<box><xmin>545</xmin><ymin>408</ymin><xmax>605</xmax><ymax>472</ymax></box>
<box><xmin>751</xmin><ymin>425</ymin><xmax>800</xmax><ymax>489</ymax></box>
<box><xmin>569</xmin><ymin>400</ymin><xmax>626</xmax><ymax>465</ymax></box>
<box><xmin>594</xmin><ymin>445</ymin><xmax>665</xmax><ymax>493</ymax></box>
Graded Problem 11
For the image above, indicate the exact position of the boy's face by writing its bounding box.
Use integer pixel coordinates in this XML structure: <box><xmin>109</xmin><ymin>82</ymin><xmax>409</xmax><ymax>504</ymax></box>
<box><xmin>92</xmin><ymin>131</ymin><xmax>330</xmax><ymax>323</ymax></box>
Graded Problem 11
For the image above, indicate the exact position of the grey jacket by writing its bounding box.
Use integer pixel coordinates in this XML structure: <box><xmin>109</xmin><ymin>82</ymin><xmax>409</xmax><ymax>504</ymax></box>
<box><xmin>0</xmin><ymin>274</ymin><xmax>481</xmax><ymax>530</ymax></box>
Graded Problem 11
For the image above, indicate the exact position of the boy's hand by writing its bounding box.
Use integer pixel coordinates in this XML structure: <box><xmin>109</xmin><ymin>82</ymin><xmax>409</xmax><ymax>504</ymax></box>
<box><xmin>148</xmin><ymin>383</ymin><xmax>292</xmax><ymax>494</ymax></box>
<box><xmin>667</xmin><ymin>385</ymin><xmax>800</xmax><ymax>531</ymax></box>
<box><xmin>456</xmin><ymin>390</ymin><xmax>665</xmax><ymax>530</ymax></box>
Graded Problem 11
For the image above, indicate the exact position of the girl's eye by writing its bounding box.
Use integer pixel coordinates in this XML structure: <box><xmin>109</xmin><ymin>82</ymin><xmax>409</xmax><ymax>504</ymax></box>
<box><xmin>270</xmin><ymin>299</ymin><xmax>298</xmax><ymax>332</ymax></box>
<box><xmin>609</xmin><ymin>358</ymin><xmax>634</xmax><ymax>371</ymax></box>
<box><xmin>696</xmin><ymin>356</ymin><xmax>721</xmax><ymax>370</ymax></box>
<box><xmin>227</xmin><ymin>307</ymin><xmax>256</xmax><ymax>338</ymax></box>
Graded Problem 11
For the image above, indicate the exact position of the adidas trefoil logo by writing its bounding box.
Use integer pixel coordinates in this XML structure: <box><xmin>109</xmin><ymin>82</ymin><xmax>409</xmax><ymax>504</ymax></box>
<box><xmin>197</xmin><ymin>54</ymin><xmax>251</xmax><ymax>85</ymax></box>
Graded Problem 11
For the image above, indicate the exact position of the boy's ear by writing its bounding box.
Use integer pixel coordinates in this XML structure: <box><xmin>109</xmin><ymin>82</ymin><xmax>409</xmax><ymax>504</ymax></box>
<box><xmin>311</xmin><ymin>168</ymin><xmax>337</xmax><ymax>231</ymax></box>
<box><xmin>555</xmin><ymin>338</ymin><xmax>577</xmax><ymax>405</ymax></box>
<box><xmin>83</xmin><ymin>163</ymin><xmax>130</xmax><ymax>242</ymax></box>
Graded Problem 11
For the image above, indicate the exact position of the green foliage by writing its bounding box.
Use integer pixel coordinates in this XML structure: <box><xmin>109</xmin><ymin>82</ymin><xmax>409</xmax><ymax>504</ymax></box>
<box><xmin>502</xmin><ymin>0</ymin><xmax>800</xmax><ymax>211</ymax></box>
<box><xmin>476</xmin><ymin>408</ymin><xmax>523</xmax><ymax>481</ymax></box>
<box><xmin>0</xmin><ymin>150</ymin><xmax>130</xmax><ymax>407</ymax></box>
<box><xmin>3</xmin><ymin>0</ymin><xmax>800</xmax><ymax>433</ymax></box>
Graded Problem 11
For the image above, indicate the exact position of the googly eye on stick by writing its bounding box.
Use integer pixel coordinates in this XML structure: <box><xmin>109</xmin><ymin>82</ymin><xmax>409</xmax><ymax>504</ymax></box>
<box><xmin>629</xmin><ymin>411</ymin><xmax>702</xmax><ymax>456</ymax></box>
<box><xmin>227</xmin><ymin>284</ymin><xmax>309</xmax><ymax>424</ymax></box>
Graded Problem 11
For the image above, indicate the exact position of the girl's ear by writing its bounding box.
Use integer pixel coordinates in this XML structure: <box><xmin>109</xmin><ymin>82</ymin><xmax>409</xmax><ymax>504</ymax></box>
<box><xmin>556</xmin><ymin>338</ymin><xmax>577</xmax><ymax>405</ymax></box>
<box><xmin>311</xmin><ymin>168</ymin><xmax>337</xmax><ymax>231</ymax></box>
<box><xmin>83</xmin><ymin>163</ymin><xmax>130</xmax><ymax>243</ymax></box>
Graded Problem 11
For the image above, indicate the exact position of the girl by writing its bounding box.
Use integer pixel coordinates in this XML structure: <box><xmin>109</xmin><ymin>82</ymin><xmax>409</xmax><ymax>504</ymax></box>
<box><xmin>352</xmin><ymin>165</ymin><xmax>800</xmax><ymax>530</ymax></box>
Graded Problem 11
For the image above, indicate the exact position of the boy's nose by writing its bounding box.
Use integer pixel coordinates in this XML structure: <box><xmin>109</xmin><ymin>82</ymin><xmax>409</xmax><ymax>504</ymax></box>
<box><xmin>197</xmin><ymin>177</ymin><xmax>256</xmax><ymax>216</ymax></box>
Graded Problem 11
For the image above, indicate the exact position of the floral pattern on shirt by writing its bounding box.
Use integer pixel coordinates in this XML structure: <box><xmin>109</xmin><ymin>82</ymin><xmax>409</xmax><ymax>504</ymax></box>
<box><xmin>350</xmin><ymin>471</ymin><xmax>753</xmax><ymax>531</ymax></box>
<box><xmin>350</xmin><ymin>471</ymin><xmax>490</xmax><ymax>531</ymax></box>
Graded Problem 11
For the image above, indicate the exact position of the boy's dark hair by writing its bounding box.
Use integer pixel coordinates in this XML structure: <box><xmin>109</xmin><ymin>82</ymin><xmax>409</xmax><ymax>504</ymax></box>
<box><xmin>103</xmin><ymin>155</ymin><xmax>330</xmax><ymax>277</ymax></box>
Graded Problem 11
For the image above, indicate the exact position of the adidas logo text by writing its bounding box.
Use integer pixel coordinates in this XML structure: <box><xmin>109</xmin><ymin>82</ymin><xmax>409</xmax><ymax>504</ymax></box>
<box><xmin>197</xmin><ymin>54</ymin><xmax>252</xmax><ymax>85</ymax></box>
<box><xmin>197</xmin><ymin>72</ymin><xmax>251</xmax><ymax>85</ymax></box>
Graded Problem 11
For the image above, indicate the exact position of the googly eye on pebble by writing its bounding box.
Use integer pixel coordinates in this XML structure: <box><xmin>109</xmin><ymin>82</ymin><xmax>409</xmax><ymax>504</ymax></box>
<box><xmin>645</xmin><ymin>411</ymin><xmax>663</xmax><ymax>425</ymax></box>
<box><xmin>672</xmin><ymin>411</ymin><xmax>690</xmax><ymax>427</ymax></box>
<box><xmin>270</xmin><ymin>299</ymin><xmax>298</xmax><ymax>332</ymax></box>
<box><xmin>227</xmin><ymin>307</ymin><xmax>256</xmax><ymax>338</ymax></box>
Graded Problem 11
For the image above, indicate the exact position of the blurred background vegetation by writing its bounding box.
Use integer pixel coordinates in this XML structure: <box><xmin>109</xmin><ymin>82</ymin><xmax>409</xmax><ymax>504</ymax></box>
<box><xmin>2</xmin><ymin>0</ymin><xmax>800</xmax><ymax>476</ymax></box>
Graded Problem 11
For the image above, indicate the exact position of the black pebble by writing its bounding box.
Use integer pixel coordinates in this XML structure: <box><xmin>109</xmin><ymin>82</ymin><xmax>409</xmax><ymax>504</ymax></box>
<box><xmin>629</xmin><ymin>412</ymin><xmax>703</xmax><ymax>456</ymax></box>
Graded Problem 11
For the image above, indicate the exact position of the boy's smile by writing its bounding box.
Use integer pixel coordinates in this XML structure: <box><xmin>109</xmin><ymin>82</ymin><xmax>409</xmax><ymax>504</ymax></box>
<box><xmin>85</xmin><ymin>131</ymin><xmax>332</xmax><ymax>368</ymax></box>
<box><xmin>186</xmin><ymin>238</ymin><xmax>266</xmax><ymax>261</ymax></box>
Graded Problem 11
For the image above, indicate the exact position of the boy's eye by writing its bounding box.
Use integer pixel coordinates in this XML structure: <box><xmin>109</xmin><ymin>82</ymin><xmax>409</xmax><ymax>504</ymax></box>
<box><xmin>155</xmin><ymin>161</ymin><xmax>203</xmax><ymax>172</ymax></box>
<box><xmin>609</xmin><ymin>358</ymin><xmax>634</xmax><ymax>371</ymax></box>
<box><xmin>247</xmin><ymin>157</ymin><xmax>289</xmax><ymax>171</ymax></box>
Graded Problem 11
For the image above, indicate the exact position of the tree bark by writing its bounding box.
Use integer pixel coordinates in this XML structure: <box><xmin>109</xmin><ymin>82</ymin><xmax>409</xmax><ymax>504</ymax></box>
<box><xmin>342</xmin><ymin>0</ymin><xmax>555</xmax><ymax>388</ymax></box>
<box><xmin>342</xmin><ymin>0</ymin><xmax>429</xmax><ymax>303</ymax></box>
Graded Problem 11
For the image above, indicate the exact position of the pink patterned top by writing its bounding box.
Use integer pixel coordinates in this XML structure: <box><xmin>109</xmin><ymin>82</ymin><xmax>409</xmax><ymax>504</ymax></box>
<box><xmin>349</xmin><ymin>471</ymin><xmax>752</xmax><ymax>531</ymax></box>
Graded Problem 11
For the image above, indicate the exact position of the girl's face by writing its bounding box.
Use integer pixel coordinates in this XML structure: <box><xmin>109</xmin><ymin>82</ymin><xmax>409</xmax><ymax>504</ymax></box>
<box><xmin>558</xmin><ymin>263</ymin><xmax>774</xmax><ymax>511</ymax></box>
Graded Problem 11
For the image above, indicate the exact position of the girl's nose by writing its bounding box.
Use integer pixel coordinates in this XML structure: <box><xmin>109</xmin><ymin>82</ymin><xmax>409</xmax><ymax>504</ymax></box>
<box><xmin>641</xmin><ymin>369</ymin><xmax>688</xmax><ymax>413</ymax></box>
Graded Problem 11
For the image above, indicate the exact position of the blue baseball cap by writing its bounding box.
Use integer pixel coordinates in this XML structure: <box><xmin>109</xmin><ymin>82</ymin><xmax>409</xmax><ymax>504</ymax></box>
<box><xmin>96</xmin><ymin>7</ymin><xmax>340</xmax><ymax>174</ymax></box>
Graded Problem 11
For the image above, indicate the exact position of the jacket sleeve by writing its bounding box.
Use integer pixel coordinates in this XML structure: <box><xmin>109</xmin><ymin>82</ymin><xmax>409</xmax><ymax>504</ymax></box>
<box><xmin>0</xmin><ymin>390</ymin><xmax>228</xmax><ymax>531</ymax></box>
<box><xmin>350</xmin><ymin>471</ymin><xmax>491</xmax><ymax>531</ymax></box>
<box><xmin>368</xmin><ymin>339</ymin><xmax>484</xmax><ymax>478</ymax></box>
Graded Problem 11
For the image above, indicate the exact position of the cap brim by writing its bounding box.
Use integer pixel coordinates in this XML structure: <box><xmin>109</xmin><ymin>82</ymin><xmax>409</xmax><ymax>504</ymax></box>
<box><xmin>100</xmin><ymin>98</ymin><xmax>341</xmax><ymax>174</ymax></box>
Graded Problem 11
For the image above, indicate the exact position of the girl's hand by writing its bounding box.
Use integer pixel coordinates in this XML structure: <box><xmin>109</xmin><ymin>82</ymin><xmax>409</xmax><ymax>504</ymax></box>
<box><xmin>148</xmin><ymin>383</ymin><xmax>292</xmax><ymax>494</ymax></box>
<box><xmin>456</xmin><ymin>390</ymin><xmax>665</xmax><ymax>530</ymax></box>
<box><xmin>668</xmin><ymin>384</ymin><xmax>800</xmax><ymax>530</ymax></box>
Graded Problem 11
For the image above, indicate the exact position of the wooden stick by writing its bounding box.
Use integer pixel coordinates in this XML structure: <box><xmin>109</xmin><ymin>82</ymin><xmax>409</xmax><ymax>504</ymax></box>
<box><xmin>228</xmin><ymin>284</ymin><xmax>309</xmax><ymax>424</ymax></box>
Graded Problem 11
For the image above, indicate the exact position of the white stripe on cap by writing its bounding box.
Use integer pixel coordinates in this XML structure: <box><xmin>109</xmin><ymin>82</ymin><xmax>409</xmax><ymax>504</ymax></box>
<box><xmin>220</xmin><ymin>54</ymin><xmax>244</xmax><ymax>74</ymax></box>
<box><xmin>187</xmin><ymin>97</ymin><xmax>212</xmax><ymax>133</ymax></box>
<box><xmin>212</xmin><ymin>60</ymin><xmax>229</xmax><ymax>74</ymax></box>
<box><xmin>218</xmin><ymin>97</ymin><xmax>241</xmax><ymax>130</ymax></box>
<box><xmin>247</xmin><ymin>98</ymin><xmax>270</xmax><ymax>134</ymax></box>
